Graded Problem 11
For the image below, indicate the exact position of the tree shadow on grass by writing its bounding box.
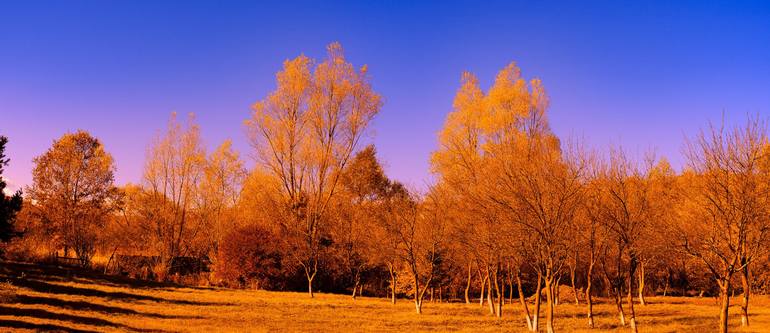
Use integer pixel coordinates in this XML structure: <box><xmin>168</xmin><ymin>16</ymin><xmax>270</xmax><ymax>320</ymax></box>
<box><xmin>11</xmin><ymin>294</ymin><xmax>204</xmax><ymax>319</ymax></box>
<box><xmin>1</xmin><ymin>261</ymin><xmax>215</xmax><ymax>292</ymax></box>
<box><xmin>0</xmin><ymin>305</ymin><xmax>169</xmax><ymax>332</ymax></box>
<box><xmin>0</xmin><ymin>319</ymin><xmax>99</xmax><ymax>333</ymax></box>
<box><xmin>3</xmin><ymin>276</ymin><xmax>229</xmax><ymax>306</ymax></box>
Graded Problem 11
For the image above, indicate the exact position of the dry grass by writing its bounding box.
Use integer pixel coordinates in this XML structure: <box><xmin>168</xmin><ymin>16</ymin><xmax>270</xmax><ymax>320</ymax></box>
<box><xmin>0</xmin><ymin>262</ymin><xmax>768</xmax><ymax>332</ymax></box>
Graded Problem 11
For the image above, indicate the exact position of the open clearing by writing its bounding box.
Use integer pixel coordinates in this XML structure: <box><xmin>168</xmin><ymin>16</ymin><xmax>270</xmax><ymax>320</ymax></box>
<box><xmin>0</xmin><ymin>262</ymin><xmax>769</xmax><ymax>332</ymax></box>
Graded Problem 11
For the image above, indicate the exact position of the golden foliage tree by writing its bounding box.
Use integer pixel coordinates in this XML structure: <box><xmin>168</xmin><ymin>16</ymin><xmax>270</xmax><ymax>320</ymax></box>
<box><xmin>679</xmin><ymin>118</ymin><xmax>770</xmax><ymax>333</ymax></box>
<box><xmin>28</xmin><ymin>130</ymin><xmax>119</xmax><ymax>266</ymax></box>
<box><xmin>245</xmin><ymin>42</ymin><xmax>382</xmax><ymax>297</ymax></box>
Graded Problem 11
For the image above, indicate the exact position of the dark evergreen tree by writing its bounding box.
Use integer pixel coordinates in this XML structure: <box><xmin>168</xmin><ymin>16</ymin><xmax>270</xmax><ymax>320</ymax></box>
<box><xmin>0</xmin><ymin>136</ymin><xmax>23</xmax><ymax>242</ymax></box>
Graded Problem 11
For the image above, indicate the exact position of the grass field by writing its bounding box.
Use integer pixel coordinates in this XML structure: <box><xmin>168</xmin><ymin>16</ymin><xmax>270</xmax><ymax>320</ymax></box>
<box><xmin>0</xmin><ymin>262</ymin><xmax>768</xmax><ymax>332</ymax></box>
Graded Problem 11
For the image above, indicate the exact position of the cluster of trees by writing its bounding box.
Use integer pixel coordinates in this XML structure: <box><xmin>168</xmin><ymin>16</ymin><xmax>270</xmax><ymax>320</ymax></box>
<box><xmin>5</xmin><ymin>43</ymin><xmax>770</xmax><ymax>333</ymax></box>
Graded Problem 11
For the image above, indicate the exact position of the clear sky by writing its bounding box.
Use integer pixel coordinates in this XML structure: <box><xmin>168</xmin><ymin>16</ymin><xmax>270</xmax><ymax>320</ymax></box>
<box><xmin>2</xmin><ymin>1</ymin><xmax>770</xmax><ymax>193</ymax></box>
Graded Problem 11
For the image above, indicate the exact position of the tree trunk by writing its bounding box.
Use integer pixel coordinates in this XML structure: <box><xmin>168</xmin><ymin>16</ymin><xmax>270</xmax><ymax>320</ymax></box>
<box><xmin>718</xmin><ymin>278</ymin><xmax>731</xmax><ymax>333</ymax></box>
<box><xmin>487</xmin><ymin>268</ymin><xmax>496</xmax><ymax>315</ymax></box>
<box><xmin>508</xmin><ymin>272</ymin><xmax>515</xmax><ymax>305</ymax></box>
<box><xmin>571</xmin><ymin>266</ymin><xmax>580</xmax><ymax>305</ymax></box>
<box><xmin>545</xmin><ymin>274</ymin><xmax>555</xmax><ymax>333</ymax></box>
<box><xmin>516</xmin><ymin>270</ymin><xmax>534</xmax><ymax>331</ymax></box>
<box><xmin>352</xmin><ymin>279</ymin><xmax>360</xmax><ymax>300</ymax></box>
<box><xmin>741</xmin><ymin>263</ymin><xmax>750</xmax><ymax>327</ymax></box>
<box><xmin>465</xmin><ymin>264</ymin><xmax>472</xmax><ymax>304</ymax></box>
<box><xmin>628</xmin><ymin>279</ymin><xmax>638</xmax><ymax>333</ymax></box>
<box><xmin>304</xmin><ymin>264</ymin><xmax>317</xmax><ymax>298</ymax></box>
<box><xmin>414</xmin><ymin>275</ymin><xmax>422</xmax><ymax>314</ymax></box>
<box><xmin>533</xmin><ymin>271</ymin><xmax>543</xmax><ymax>332</ymax></box>
<box><xmin>638</xmin><ymin>262</ymin><xmax>646</xmax><ymax>306</ymax></box>
<box><xmin>388</xmin><ymin>263</ymin><xmax>397</xmax><ymax>304</ymax></box>
<box><xmin>493</xmin><ymin>264</ymin><xmax>503</xmax><ymax>318</ymax></box>
<box><xmin>614</xmin><ymin>287</ymin><xmax>626</xmax><ymax>326</ymax></box>
<box><xmin>479</xmin><ymin>270</ymin><xmax>487</xmax><ymax>306</ymax></box>
<box><xmin>586</xmin><ymin>261</ymin><xmax>595</xmax><ymax>328</ymax></box>
<box><xmin>628</xmin><ymin>256</ymin><xmax>638</xmax><ymax>333</ymax></box>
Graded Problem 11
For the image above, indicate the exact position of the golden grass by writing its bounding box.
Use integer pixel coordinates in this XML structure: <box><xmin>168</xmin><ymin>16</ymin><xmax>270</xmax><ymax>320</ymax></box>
<box><xmin>1</xmin><ymin>262</ymin><xmax>769</xmax><ymax>332</ymax></box>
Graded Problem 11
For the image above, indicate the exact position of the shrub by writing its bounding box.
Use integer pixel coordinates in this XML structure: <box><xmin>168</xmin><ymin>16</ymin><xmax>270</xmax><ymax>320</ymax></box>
<box><xmin>214</xmin><ymin>224</ymin><xmax>282</xmax><ymax>289</ymax></box>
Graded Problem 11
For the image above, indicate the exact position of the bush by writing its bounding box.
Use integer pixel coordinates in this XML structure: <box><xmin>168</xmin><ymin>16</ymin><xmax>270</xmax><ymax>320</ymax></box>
<box><xmin>214</xmin><ymin>224</ymin><xmax>282</xmax><ymax>289</ymax></box>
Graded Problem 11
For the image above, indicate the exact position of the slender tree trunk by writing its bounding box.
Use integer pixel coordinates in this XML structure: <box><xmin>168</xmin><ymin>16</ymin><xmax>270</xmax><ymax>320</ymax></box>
<box><xmin>516</xmin><ymin>270</ymin><xmax>534</xmax><ymax>331</ymax></box>
<box><xmin>628</xmin><ymin>279</ymin><xmax>638</xmax><ymax>333</ymax></box>
<box><xmin>628</xmin><ymin>256</ymin><xmax>638</xmax><ymax>333</ymax></box>
<box><xmin>741</xmin><ymin>263</ymin><xmax>750</xmax><ymax>327</ymax></box>
<box><xmin>718</xmin><ymin>278</ymin><xmax>731</xmax><ymax>333</ymax></box>
<box><xmin>388</xmin><ymin>263</ymin><xmax>397</xmax><ymax>304</ymax></box>
<box><xmin>533</xmin><ymin>271</ymin><xmax>543</xmax><ymax>332</ymax></box>
<box><xmin>493</xmin><ymin>264</ymin><xmax>503</xmax><ymax>318</ymax></box>
<box><xmin>479</xmin><ymin>270</ymin><xmax>487</xmax><ymax>306</ymax></box>
<box><xmin>571</xmin><ymin>266</ymin><xmax>579</xmax><ymax>305</ymax></box>
<box><xmin>586</xmin><ymin>260</ymin><xmax>595</xmax><ymax>328</ymax></box>
<box><xmin>545</xmin><ymin>274</ymin><xmax>555</xmax><ymax>333</ymax></box>
<box><xmin>487</xmin><ymin>268</ymin><xmax>496</xmax><ymax>315</ymax></box>
<box><xmin>614</xmin><ymin>287</ymin><xmax>626</xmax><ymax>326</ymax></box>
<box><xmin>352</xmin><ymin>277</ymin><xmax>360</xmax><ymax>300</ymax></box>
<box><xmin>414</xmin><ymin>274</ymin><xmax>422</xmax><ymax>314</ymax></box>
<box><xmin>305</xmin><ymin>265</ymin><xmax>317</xmax><ymax>298</ymax></box>
<box><xmin>465</xmin><ymin>264</ymin><xmax>472</xmax><ymax>304</ymax></box>
<box><xmin>638</xmin><ymin>262</ymin><xmax>646</xmax><ymax>306</ymax></box>
<box><xmin>508</xmin><ymin>270</ymin><xmax>514</xmax><ymax>305</ymax></box>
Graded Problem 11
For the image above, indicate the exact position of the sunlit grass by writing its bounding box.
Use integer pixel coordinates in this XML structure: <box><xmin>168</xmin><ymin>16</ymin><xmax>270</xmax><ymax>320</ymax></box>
<box><xmin>1</xmin><ymin>262</ymin><xmax>769</xmax><ymax>332</ymax></box>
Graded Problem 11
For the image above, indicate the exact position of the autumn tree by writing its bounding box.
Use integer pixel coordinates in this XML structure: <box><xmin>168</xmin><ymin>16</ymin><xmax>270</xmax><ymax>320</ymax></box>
<box><xmin>245</xmin><ymin>42</ymin><xmax>381</xmax><ymax>297</ymax></box>
<box><xmin>0</xmin><ymin>136</ymin><xmax>23</xmax><ymax>243</ymax></box>
<box><xmin>334</xmin><ymin>145</ymin><xmax>390</xmax><ymax>299</ymax></box>
<box><xmin>27</xmin><ymin>130</ymin><xmax>119</xmax><ymax>266</ymax></box>
<box><xmin>142</xmin><ymin>113</ymin><xmax>206</xmax><ymax>276</ymax></box>
<box><xmin>594</xmin><ymin>149</ymin><xmax>662</xmax><ymax>333</ymax></box>
<box><xmin>380</xmin><ymin>186</ymin><xmax>447</xmax><ymax>314</ymax></box>
<box><xmin>679</xmin><ymin>117</ymin><xmax>770</xmax><ymax>333</ymax></box>
<box><xmin>199</xmin><ymin>140</ymin><xmax>246</xmax><ymax>263</ymax></box>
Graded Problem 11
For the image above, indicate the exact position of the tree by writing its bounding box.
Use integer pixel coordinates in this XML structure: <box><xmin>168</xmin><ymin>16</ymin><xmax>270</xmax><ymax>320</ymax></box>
<box><xmin>0</xmin><ymin>136</ymin><xmax>23</xmax><ymax>243</ymax></box>
<box><xmin>199</xmin><ymin>140</ymin><xmax>246</xmax><ymax>264</ymax></box>
<box><xmin>245</xmin><ymin>42</ymin><xmax>381</xmax><ymax>297</ymax></box>
<box><xmin>380</xmin><ymin>186</ymin><xmax>447</xmax><ymax>314</ymax></box>
<box><xmin>27</xmin><ymin>130</ymin><xmax>118</xmax><ymax>266</ymax></box>
<box><xmin>594</xmin><ymin>149</ymin><xmax>658</xmax><ymax>333</ymax></box>
<box><xmin>142</xmin><ymin>113</ymin><xmax>206</xmax><ymax>277</ymax></box>
<box><xmin>679</xmin><ymin>117</ymin><xmax>770</xmax><ymax>333</ymax></box>
<box><xmin>334</xmin><ymin>145</ymin><xmax>390</xmax><ymax>299</ymax></box>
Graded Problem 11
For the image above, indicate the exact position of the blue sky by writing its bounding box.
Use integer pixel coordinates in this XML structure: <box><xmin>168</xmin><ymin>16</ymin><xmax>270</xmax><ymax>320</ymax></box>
<box><xmin>2</xmin><ymin>1</ymin><xmax>769</xmax><ymax>192</ymax></box>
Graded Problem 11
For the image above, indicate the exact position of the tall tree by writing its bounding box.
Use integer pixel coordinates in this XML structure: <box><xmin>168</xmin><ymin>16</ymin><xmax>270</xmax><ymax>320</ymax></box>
<box><xmin>143</xmin><ymin>113</ymin><xmax>206</xmax><ymax>276</ymax></box>
<box><xmin>0</xmin><ymin>136</ymin><xmax>23</xmax><ymax>242</ymax></box>
<box><xmin>27</xmin><ymin>131</ymin><xmax>118</xmax><ymax>266</ymax></box>
<box><xmin>199</xmin><ymin>139</ymin><xmax>246</xmax><ymax>263</ymax></box>
<box><xmin>245</xmin><ymin>42</ymin><xmax>381</xmax><ymax>297</ymax></box>
<box><xmin>679</xmin><ymin>118</ymin><xmax>770</xmax><ymax>333</ymax></box>
<box><xmin>334</xmin><ymin>145</ymin><xmax>390</xmax><ymax>299</ymax></box>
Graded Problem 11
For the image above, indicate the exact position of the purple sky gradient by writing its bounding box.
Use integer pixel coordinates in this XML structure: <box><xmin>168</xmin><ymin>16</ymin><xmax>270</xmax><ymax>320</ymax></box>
<box><xmin>2</xmin><ymin>1</ymin><xmax>770</xmax><ymax>193</ymax></box>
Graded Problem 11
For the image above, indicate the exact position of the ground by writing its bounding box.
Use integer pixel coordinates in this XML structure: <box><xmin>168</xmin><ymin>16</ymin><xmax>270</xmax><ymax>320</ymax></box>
<box><xmin>0</xmin><ymin>262</ymin><xmax>768</xmax><ymax>332</ymax></box>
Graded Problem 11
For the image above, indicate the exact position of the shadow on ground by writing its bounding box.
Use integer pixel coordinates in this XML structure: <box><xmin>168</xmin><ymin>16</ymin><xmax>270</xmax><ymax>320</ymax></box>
<box><xmin>0</xmin><ymin>260</ymin><xmax>219</xmax><ymax>332</ymax></box>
